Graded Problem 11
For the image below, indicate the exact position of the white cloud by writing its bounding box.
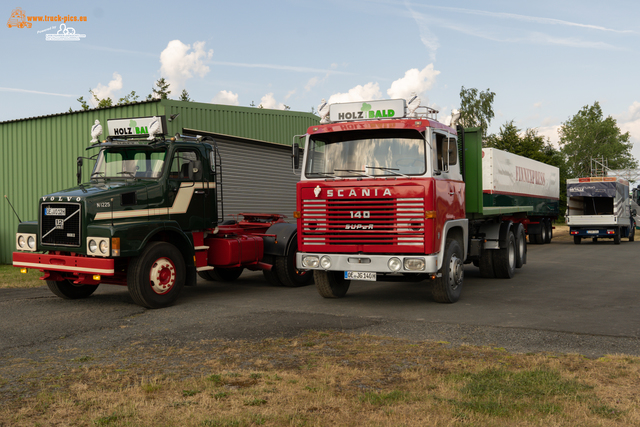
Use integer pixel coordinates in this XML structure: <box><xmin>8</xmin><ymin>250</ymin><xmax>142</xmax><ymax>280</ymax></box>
<box><xmin>533</xmin><ymin>102</ymin><xmax>543</xmax><ymax>108</ymax></box>
<box><xmin>616</xmin><ymin>102</ymin><xmax>640</xmax><ymax>162</ymax></box>
<box><xmin>327</xmin><ymin>82</ymin><xmax>382</xmax><ymax>104</ymax></box>
<box><xmin>305</xmin><ymin>77</ymin><xmax>319</xmax><ymax>92</ymax></box>
<box><xmin>406</xmin><ymin>4</ymin><xmax>439</xmax><ymax>60</ymax></box>
<box><xmin>212</xmin><ymin>90</ymin><xmax>239</xmax><ymax>106</ymax></box>
<box><xmin>91</xmin><ymin>72</ymin><xmax>123</xmax><ymax>103</ymax></box>
<box><xmin>160</xmin><ymin>40</ymin><xmax>213</xmax><ymax>93</ymax></box>
<box><xmin>537</xmin><ymin>124</ymin><xmax>561</xmax><ymax>149</ymax></box>
<box><xmin>387</xmin><ymin>64</ymin><xmax>440</xmax><ymax>100</ymax></box>
<box><xmin>260</xmin><ymin>93</ymin><xmax>287</xmax><ymax>110</ymax></box>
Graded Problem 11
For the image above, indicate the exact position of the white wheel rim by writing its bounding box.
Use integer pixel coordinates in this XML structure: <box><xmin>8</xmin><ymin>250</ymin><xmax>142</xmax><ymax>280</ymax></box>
<box><xmin>149</xmin><ymin>257</ymin><xmax>176</xmax><ymax>295</ymax></box>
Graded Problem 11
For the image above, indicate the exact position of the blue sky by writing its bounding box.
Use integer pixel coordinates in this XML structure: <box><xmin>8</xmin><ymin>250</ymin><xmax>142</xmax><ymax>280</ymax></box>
<box><xmin>3</xmin><ymin>0</ymin><xmax>640</xmax><ymax>165</ymax></box>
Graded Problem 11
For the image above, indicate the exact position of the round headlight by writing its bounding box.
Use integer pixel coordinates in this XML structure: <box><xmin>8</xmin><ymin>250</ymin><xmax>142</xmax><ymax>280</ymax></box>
<box><xmin>27</xmin><ymin>236</ymin><xmax>36</xmax><ymax>250</ymax></box>
<box><xmin>88</xmin><ymin>239</ymin><xmax>98</xmax><ymax>253</ymax></box>
<box><xmin>388</xmin><ymin>257</ymin><xmax>402</xmax><ymax>272</ymax></box>
<box><xmin>320</xmin><ymin>256</ymin><xmax>332</xmax><ymax>269</ymax></box>
<box><xmin>18</xmin><ymin>235</ymin><xmax>26</xmax><ymax>249</ymax></box>
<box><xmin>99</xmin><ymin>240</ymin><xmax>108</xmax><ymax>254</ymax></box>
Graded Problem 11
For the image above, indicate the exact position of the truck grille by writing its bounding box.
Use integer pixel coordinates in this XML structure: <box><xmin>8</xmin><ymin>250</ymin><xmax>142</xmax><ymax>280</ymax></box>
<box><xmin>41</xmin><ymin>203</ymin><xmax>82</xmax><ymax>247</ymax></box>
<box><xmin>301</xmin><ymin>197</ymin><xmax>425</xmax><ymax>248</ymax></box>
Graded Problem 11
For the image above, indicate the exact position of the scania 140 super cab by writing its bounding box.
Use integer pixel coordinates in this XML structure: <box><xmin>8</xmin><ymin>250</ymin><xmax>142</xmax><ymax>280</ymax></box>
<box><xmin>292</xmin><ymin>97</ymin><xmax>558</xmax><ymax>302</ymax></box>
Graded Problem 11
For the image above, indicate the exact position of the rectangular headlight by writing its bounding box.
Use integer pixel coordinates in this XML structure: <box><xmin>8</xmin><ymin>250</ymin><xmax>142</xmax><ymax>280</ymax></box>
<box><xmin>404</xmin><ymin>258</ymin><xmax>425</xmax><ymax>271</ymax></box>
<box><xmin>16</xmin><ymin>233</ymin><xmax>37</xmax><ymax>252</ymax></box>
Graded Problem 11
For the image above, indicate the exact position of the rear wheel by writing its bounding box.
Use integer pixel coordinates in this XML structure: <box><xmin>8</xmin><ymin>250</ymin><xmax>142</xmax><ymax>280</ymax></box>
<box><xmin>46</xmin><ymin>279</ymin><xmax>99</xmax><ymax>299</ymax></box>
<box><xmin>431</xmin><ymin>239</ymin><xmax>464</xmax><ymax>303</ymax></box>
<box><xmin>614</xmin><ymin>231</ymin><xmax>621</xmax><ymax>245</ymax></box>
<box><xmin>494</xmin><ymin>231</ymin><xmax>516</xmax><ymax>279</ymax></box>
<box><xmin>515</xmin><ymin>225</ymin><xmax>527</xmax><ymax>269</ymax></box>
<box><xmin>275</xmin><ymin>239</ymin><xmax>313</xmax><ymax>287</ymax></box>
<box><xmin>574</xmin><ymin>236</ymin><xmax>581</xmax><ymax>245</ymax></box>
<box><xmin>479</xmin><ymin>249</ymin><xmax>495</xmax><ymax>278</ymax></box>
<box><xmin>544</xmin><ymin>220</ymin><xmax>553</xmax><ymax>244</ymax></box>
<box><xmin>540</xmin><ymin>222</ymin><xmax>549</xmax><ymax>244</ymax></box>
<box><xmin>128</xmin><ymin>242</ymin><xmax>185</xmax><ymax>309</ymax></box>
<box><xmin>314</xmin><ymin>270</ymin><xmax>350</xmax><ymax>298</ymax></box>
<box><xmin>629</xmin><ymin>224</ymin><xmax>635</xmax><ymax>242</ymax></box>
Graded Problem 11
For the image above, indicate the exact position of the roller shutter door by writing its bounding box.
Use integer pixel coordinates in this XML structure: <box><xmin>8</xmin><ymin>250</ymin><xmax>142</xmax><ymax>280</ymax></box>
<box><xmin>214</xmin><ymin>138</ymin><xmax>298</xmax><ymax>223</ymax></box>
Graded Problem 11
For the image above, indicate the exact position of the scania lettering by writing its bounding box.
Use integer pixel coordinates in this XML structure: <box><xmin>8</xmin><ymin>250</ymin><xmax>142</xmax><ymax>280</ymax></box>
<box><xmin>13</xmin><ymin>115</ymin><xmax>311</xmax><ymax>309</ymax></box>
<box><xmin>292</xmin><ymin>97</ymin><xmax>559</xmax><ymax>303</ymax></box>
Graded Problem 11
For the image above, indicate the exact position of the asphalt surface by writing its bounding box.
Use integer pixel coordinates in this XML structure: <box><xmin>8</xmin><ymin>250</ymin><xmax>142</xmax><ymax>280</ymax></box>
<box><xmin>1</xmin><ymin>229</ymin><xmax>639</xmax><ymax>360</ymax></box>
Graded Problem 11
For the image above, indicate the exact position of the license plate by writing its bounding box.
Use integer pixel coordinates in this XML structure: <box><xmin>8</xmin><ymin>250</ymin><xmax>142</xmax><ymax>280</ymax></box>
<box><xmin>45</xmin><ymin>208</ymin><xmax>66</xmax><ymax>216</ymax></box>
<box><xmin>587</xmin><ymin>230</ymin><xmax>598</xmax><ymax>234</ymax></box>
<box><xmin>345</xmin><ymin>271</ymin><xmax>376</xmax><ymax>281</ymax></box>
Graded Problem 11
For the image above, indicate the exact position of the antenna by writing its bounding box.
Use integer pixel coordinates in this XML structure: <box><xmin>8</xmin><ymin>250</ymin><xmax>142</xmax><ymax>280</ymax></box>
<box><xmin>4</xmin><ymin>195</ymin><xmax>23</xmax><ymax>223</ymax></box>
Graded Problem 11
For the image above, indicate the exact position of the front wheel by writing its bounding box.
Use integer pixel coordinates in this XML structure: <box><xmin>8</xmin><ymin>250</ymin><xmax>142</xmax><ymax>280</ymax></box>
<box><xmin>128</xmin><ymin>242</ymin><xmax>185</xmax><ymax>309</ymax></box>
<box><xmin>275</xmin><ymin>239</ymin><xmax>313</xmax><ymax>287</ymax></box>
<box><xmin>47</xmin><ymin>279</ymin><xmax>99</xmax><ymax>299</ymax></box>
<box><xmin>314</xmin><ymin>270</ymin><xmax>350</xmax><ymax>298</ymax></box>
<box><xmin>431</xmin><ymin>239</ymin><xmax>464</xmax><ymax>303</ymax></box>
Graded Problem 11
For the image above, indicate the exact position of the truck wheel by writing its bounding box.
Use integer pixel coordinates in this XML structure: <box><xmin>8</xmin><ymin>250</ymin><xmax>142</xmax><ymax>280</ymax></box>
<box><xmin>515</xmin><ymin>225</ymin><xmax>527</xmax><ymax>269</ymax></box>
<box><xmin>431</xmin><ymin>239</ymin><xmax>464</xmax><ymax>303</ymax></box>
<box><xmin>614</xmin><ymin>231</ymin><xmax>621</xmax><ymax>245</ymax></box>
<box><xmin>479</xmin><ymin>249</ymin><xmax>495</xmax><ymax>278</ymax></box>
<box><xmin>314</xmin><ymin>270</ymin><xmax>350</xmax><ymax>298</ymax></box>
<box><xmin>127</xmin><ymin>242</ymin><xmax>185</xmax><ymax>309</ymax></box>
<box><xmin>494</xmin><ymin>231</ymin><xmax>516</xmax><ymax>279</ymax></box>
<box><xmin>275</xmin><ymin>239</ymin><xmax>313</xmax><ymax>287</ymax></box>
<box><xmin>574</xmin><ymin>236</ymin><xmax>581</xmax><ymax>245</ymax></box>
<box><xmin>540</xmin><ymin>222</ymin><xmax>548</xmax><ymax>245</ymax></box>
<box><xmin>46</xmin><ymin>279</ymin><xmax>99</xmax><ymax>299</ymax></box>
<box><xmin>262</xmin><ymin>255</ymin><xmax>284</xmax><ymax>286</ymax></box>
<box><xmin>629</xmin><ymin>225</ymin><xmax>635</xmax><ymax>242</ymax></box>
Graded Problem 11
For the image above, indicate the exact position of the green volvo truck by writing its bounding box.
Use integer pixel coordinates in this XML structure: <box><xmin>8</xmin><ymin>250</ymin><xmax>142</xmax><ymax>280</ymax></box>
<box><xmin>12</xmin><ymin>116</ymin><xmax>310</xmax><ymax>308</ymax></box>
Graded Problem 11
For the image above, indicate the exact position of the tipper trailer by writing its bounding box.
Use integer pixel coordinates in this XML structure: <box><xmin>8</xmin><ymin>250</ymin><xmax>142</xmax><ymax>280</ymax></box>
<box><xmin>12</xmin><ymin>116</ymin><xmax>311</xmax><ymax>308</ymax></box>
<box><xmin>566</xmin><ymin>177</ymin><xmax>636</xmax><ymax>244</ymax></box>
<box><xmin>292</xmin><ymin>97</ymin><xmax>559</xmax><ymax>303</ymax></box>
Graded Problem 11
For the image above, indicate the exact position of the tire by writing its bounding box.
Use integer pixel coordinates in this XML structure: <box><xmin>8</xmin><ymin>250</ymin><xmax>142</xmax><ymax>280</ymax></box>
<box><xmin>540</xmin><ymin>222</ymin><xmax>548</xmax><ymax>245</ymax></box>
<box><xmin>262</xmin><ymin>255</ymin><xmax>284</xmax><ymax>286</ymax></box>
<box><xmin>127</xmin><ymin>242</ymin><xmax>186</xmax><ymax>309</ymax></box>
<box><xmin>515</xmin><ymin>225</ymin><xmax>527</xmax><ymax>269</ymax></box>
<box><xmin>431</xmin><ymin>239</ymin><xmax>464</xmax><ymax>303</ymax></box>
<box><xmin>544</xmin><ymin>220</ymin><xmax>553</xmax><ymax>244</ymax></box>
<box><xmin>46</xmin><ymin>279</ymin><xmax>99</xmax><ymax>299</ymax></box>
<box><xmin>529</xmin><ymin>232</ymin><xmax>542</xmax><ymax>244</ymax></box>
<box><xmin>478</xmin><ymin>248</ymin><xmax>495</xmax><ymax>278</ymax></box>
<box><xmin>314</xmin><ymin>270</ymin><xmax>350</xmax><ymax>298</ymax></box>
<box><xmin>275</xmin><ymin>239</ymin><xmax>313</xmax><ymax>287</ymax></box>
<box><xmin>629</xmin><ymin>224</ymin><xmax>635</xmax><ymax>242</ymax></box>
<box><xmin>592</xmin><ymin>238</ymin><xmax>598</xmax><ymax>243</ymax></box>
<box><xmin>574</xmin><ymin>236</ymin><xmax>581</xmax><ymax>245</ymax></box>
<box><xmin>614</xmin><ymin>231</ymin><xmax>621</xmax><ymax>245</ymax></box>
<box><xmin>494</xmin><ymin>231</ymin><xmax>516</xmax><ymax>279</ymax></box>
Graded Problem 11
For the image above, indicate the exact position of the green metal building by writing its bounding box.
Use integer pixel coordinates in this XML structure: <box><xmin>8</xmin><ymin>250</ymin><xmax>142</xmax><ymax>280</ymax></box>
<box><xmin>1</xmin><ymin>99</ymin><xmax>319</xmax><ymax>264</ymax></box>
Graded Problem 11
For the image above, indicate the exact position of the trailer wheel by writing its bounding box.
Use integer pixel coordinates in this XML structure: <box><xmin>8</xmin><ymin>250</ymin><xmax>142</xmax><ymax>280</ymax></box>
<box><xmin>494</xmin><ymin>231</ymin><xmax>516</xmax><ymax>279</ymax></box>
<box><xmin>127</xmin><ymin>242</ymin><xmax>185</xmax><ymax>309</ymax></box>
<box><xmin>629</xmin><ymin>224</ymin><xmax>635</xmax><ymax>242</ymax></box>
<box><xmin>275</xmin><ymin>239</ymin><xmax>313</xmax><ymax>287</ymax></box>
<box><xmin>314</xmin><ymin>270</ymin><xmax>350</xmax><ymax>298</ymax></box>
<box><xmin>515</xmin><ymin>225</ymin><xmax>527</xmax><ymax>269</ymax></box>
<box><xmin>431</xmin><ymin>239</ymin><xmax>464</xmax><ymax>303</ymax></box>
<box><xmin>574</xmin><ymin>236</ymin><xmax>581</xmax><ymax>245</ymax></box>
<box><xmin>46</xmin><ymin>279</ymin><xmax>99</xmax><ymax>299</ymax></box>
<box><xmin>479</xmin><ymin>249</ymin><xmax>495</xmax><ymax>278</ymax></box>
<box><xmin>261</xmin><ymin>255</ymin><xmax>284</xmax><ymax>286</ymax></box>
<box><xmin>544</xmin><ymin>220</ymin><xmax>553</xmax><ymax>244</ymax></box>
<box><xmin>540</xmin><ymin>222</ymin><xmax>549</xmax><ymax>245</ymax></box>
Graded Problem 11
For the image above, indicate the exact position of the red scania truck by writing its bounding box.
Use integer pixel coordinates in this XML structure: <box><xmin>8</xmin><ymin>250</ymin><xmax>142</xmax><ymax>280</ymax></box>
<box><xmin>292</xmin><ymin>98</ymin><xmax>555</xmax><ymax>303</ymax></box>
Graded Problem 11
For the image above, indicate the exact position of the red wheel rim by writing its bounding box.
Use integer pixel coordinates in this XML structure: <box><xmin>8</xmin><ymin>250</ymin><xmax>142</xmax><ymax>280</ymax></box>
<box><xmin>149</xmin><ymin>257</ymin><xmax>176</xmax><ymax>295</ymax></box>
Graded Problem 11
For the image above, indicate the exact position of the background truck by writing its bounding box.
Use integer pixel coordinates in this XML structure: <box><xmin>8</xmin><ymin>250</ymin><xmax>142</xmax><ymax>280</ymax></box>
<box><xmin>292</xmin><ymin>97</ymin><xmax>555</xmax><ymax>303</ymax></box>
<box><xmin>566</xmin><ymin>177</ymin><xmax>636</xmax><ymax>244</ymax></box>
<box><xmin>482</xmin><ymin>148</ymin><xmax>559</xmax><ymax>244</ymax></box>
<box><xmin>13</xmin><ymin>116</ymin><xmax>311</xmax><ymax>309</ymax></box>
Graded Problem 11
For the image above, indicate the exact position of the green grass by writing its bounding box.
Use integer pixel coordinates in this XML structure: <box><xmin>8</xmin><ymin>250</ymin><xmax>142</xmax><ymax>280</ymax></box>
<box><xmin>0</xmin><ymin>263</ymin><xmax>43</xmax><ymax>288</ymax></box>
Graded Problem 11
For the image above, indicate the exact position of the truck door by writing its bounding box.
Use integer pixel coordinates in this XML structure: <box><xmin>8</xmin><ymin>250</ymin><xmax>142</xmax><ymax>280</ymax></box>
<box><xmin>167</xmin><ymin>148</ymin><xmax>206</xmax><ymax>230</ymax></box>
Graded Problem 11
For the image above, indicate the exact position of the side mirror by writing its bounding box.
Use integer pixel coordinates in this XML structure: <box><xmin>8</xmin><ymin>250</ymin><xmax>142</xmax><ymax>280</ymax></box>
<box><xmin>292</xmin><ymin>143</ymin><xmax>300</xmax><ymax>170</ymax></box>
<box><xmin>76</xmin><ymin>157</ymin><xmax>83</xmax><ymax>185</ymax></box>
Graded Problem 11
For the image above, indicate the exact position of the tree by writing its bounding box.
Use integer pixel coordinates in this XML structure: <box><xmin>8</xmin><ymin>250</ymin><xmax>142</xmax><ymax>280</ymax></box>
<box><xmin>90</xmin><ymin>89</ymin><xmax>112</xmax><ymax>108</ymax></box>
<box><xmin>178</xmin><ymin>89</ymin><xmax>191</xmax><ymax>102</ymax></box>
<box><xmin>148</xmin><ymin>77</ymin><xmax>171</xmax><ymax>100</ymax></box>
<box><xmin>559</xmin><ymin>102</ymin><xmax>637</xmax><ymax>177</ymax></box>
<box><xmin>458</xmin><ymin>86</ymin><xmax>496</xmax><ymax>138</ymax></box>
<box><xmin>76</xmin><ymin>96</ymin><xmax>90</xmax><ymax>111</ymax></box>
<box><xmin>118</xmin><ymin>91</ymin><xmax>140</xmax><ymax>105</ymax></box>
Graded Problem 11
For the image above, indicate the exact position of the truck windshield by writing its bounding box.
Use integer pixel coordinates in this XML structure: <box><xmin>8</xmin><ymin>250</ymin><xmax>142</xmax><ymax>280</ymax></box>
<box><xmin>304</xmin><ymin>129</ymin><xmax>426</xmax><ymax>178</ymax></box>
<box><xmin>91</xmin><ymin>146</ymin><xmax>167</xmax><ymax>179</ymax></box>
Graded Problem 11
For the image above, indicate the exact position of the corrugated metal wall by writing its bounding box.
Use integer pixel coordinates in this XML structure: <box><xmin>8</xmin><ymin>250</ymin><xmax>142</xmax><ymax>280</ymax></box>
<box><xmin>0</xmin><ymin>100</ymin><xmax>317</xmax><ymax>264</ymax></box>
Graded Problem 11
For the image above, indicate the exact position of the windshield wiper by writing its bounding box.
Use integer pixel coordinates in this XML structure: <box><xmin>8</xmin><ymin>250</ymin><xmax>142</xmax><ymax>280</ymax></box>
<box><xmin>365</xmin><ymin>166</ymin><xmax>409</xmax><ymax>178</ymax></box>
<box><xmin>309</xmin><ymin>171</ymin><xmax>336</xmax><ymax>177</ymax></box>
<box><xmin>116</xmin><ymin>171</ymin><xmax>135</xmax><ymax>177</ymax></box>
<box><xmin>334</xmin><ymin>169</ymin><xmax>373</xmax><ymax>178</ymax></box>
